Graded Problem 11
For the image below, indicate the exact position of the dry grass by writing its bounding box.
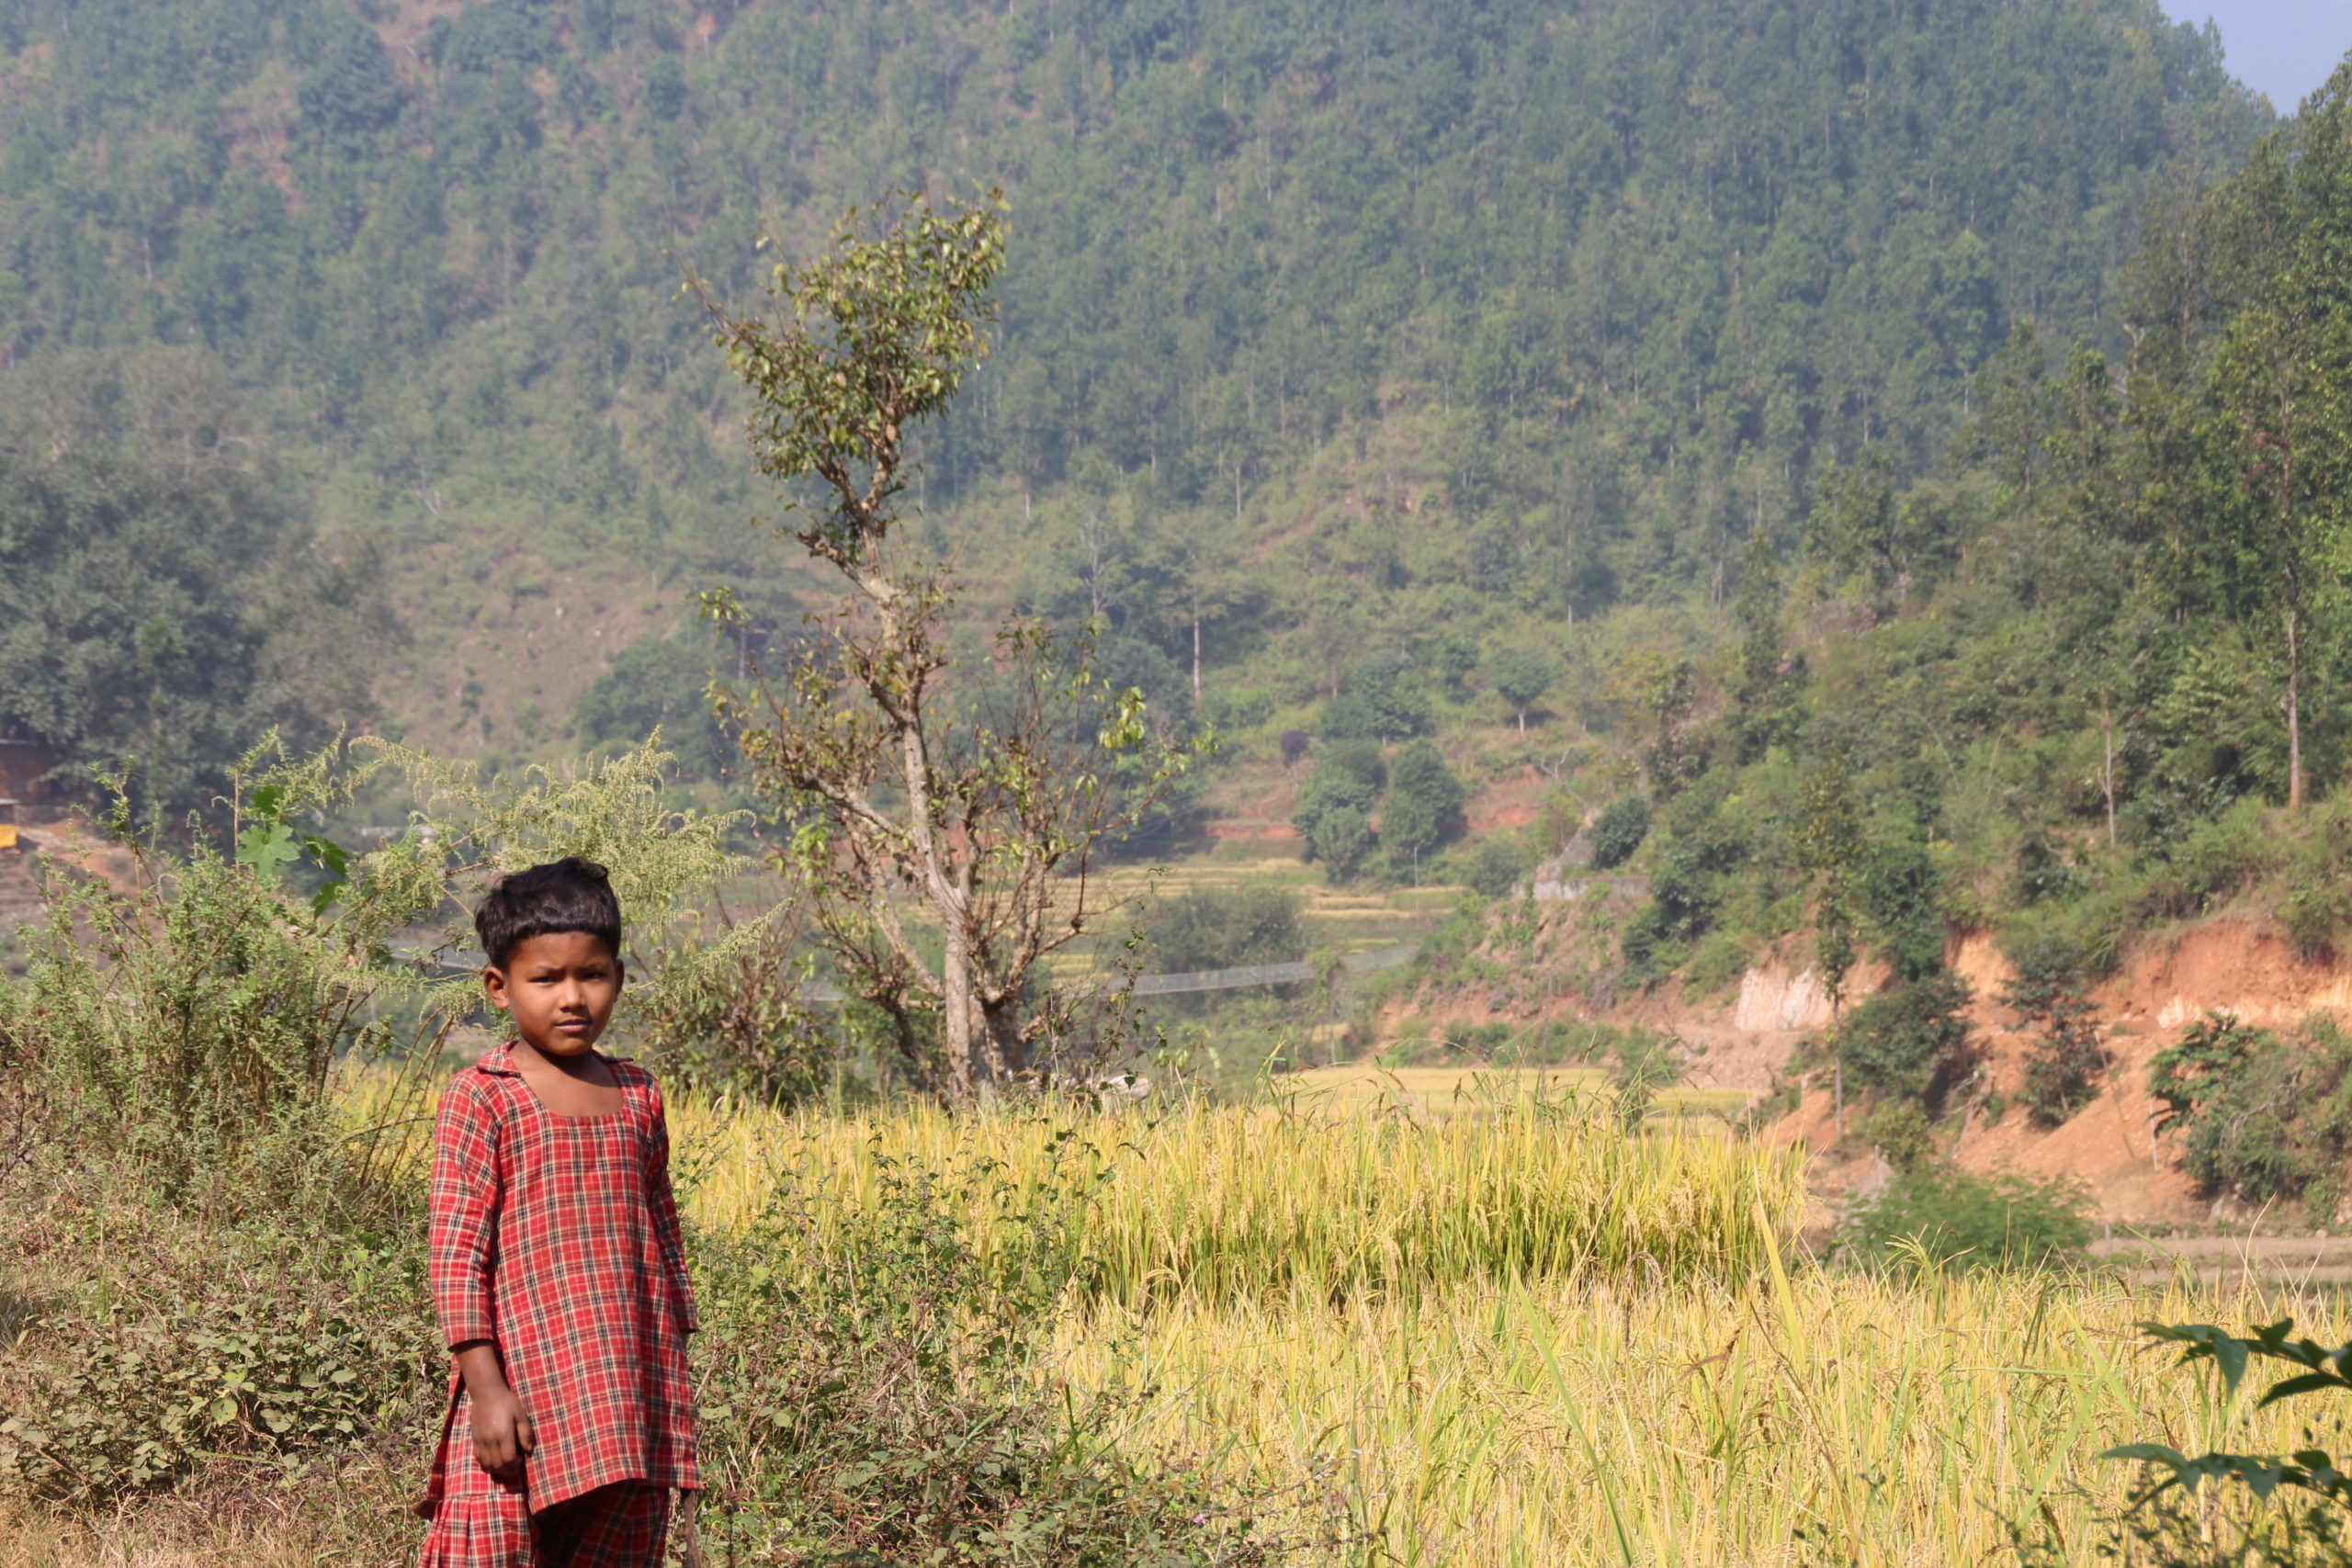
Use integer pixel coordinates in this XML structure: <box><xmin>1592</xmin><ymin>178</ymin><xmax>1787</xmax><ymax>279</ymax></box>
<box><xmin>672</xmin><ymin>1096</ymin><xmax>1808</xmax><ymax>1303</ymax></box>
<box><xmin>1053</xmin><ymin>1263</ymin><xmax>2334</xmax><ymax>1567</ymax></box>
<box><xmin>14</xmin><ymin>1083</ymin><xmax>2341</xmax><ymax>1567</ymax></box>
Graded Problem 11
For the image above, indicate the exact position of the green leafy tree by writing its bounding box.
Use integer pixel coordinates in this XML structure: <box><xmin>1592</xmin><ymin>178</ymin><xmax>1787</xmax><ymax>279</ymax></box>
<box><xmin>1307</xmin><ymin>805</ymin><xmax>1374</xmax><ymax>884</ymax></box>
<box><xmin>1488</xmin><ymin>644</ymin><xmax>1557</xmax><ymax>732</ymax></box>
<box><xmin>573</xmin><ymin>631</ymin><xmax>734</xmax><ymax>784</ymax></box>
<box><xmin>1380</xmin><ymin>740</ymin><xmax>1467</xmax><ymax>876</ymax></box>
<box><xmin>1293</xmin><ymin>741</ymin><xmax>1385</xmax><ymax>880</ymax></box>
<box><xmin>2001</xmin><ymin>932</ymin><xmax>2109</xmax><ymax>1126</ymax></box>
<box><xmin>1796</xmin><ymin>758</ymin><xmax>1865</xmax><ymax>1136</ymax></box>
<box><xmin>0</xmin><ymin>352</ymin><xmax>391</xmax><ymax>818</ymax></box>
<box><xmin>298</xmin><ymin>20</ymin><xmax>403</xmax><ymax>143</ymax></box>
<box><xmin>2199</xmin><ymin>77</ymin><xmax>2352</xmax><ymax>813</ymax></box>
<box><xmin>696</xmin><ymin>192</ymin><xmax>1204</xmax><ymax>1106</ymax></box>
<box><xmin>1144</xmin><ymin>885</ymin><xmax>1306</xmax><ymax>976</ymax></box>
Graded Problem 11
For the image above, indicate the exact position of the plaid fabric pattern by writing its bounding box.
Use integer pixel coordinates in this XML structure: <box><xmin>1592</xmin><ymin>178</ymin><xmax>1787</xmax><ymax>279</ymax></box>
<box><xmin>419</xmin><ymin>1457</ymin><xmax>671</xmax><ymax>1568</ymax></box>
<box><xmin>419</xmin><ymin>1046</ymin><xmax>699</xmax><ymax>1521</ymax></box>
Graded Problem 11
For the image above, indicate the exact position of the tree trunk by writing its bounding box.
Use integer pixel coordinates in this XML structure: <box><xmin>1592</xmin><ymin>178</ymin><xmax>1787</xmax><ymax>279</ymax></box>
<box><xmin>2099</xmin><ymin>702</ymin><xmax>2117</xmax><ymax>848</ymax></box>
<box><xmin>1192</xmin><ymin>606</ymin><xmax>1202</xmax><ymax>703</ymax></box>
<box><xmin>1517</xmin><ymin>706</ymin><xmax>1527</xmax><ymax>734</ymax></box>
<box><xmin>1832</xmin><ymin>998</ymin><xmax>1845</xmax><ymax>1140</ymax></box>
<box><xmin>2287</xmin><ymin>602</ymin><xmax>2303</xmax><ymax>812</ymax></box>
<box><xmin>939</xmin><ymin>917</ymin><xmax>978</xmax><ymax>1105</ymax></box>
<box><xmin>980</xmin><ymin>998</ymin><xmax>1026</xmax><ymax>1081</ymax></box>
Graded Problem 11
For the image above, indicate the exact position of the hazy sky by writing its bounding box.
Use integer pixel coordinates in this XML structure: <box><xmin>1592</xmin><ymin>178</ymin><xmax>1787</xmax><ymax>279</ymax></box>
<box><xmin>2161</xmin><ymin>0</ymin><xmax>2352</xmax><ymax>110</ymax></box>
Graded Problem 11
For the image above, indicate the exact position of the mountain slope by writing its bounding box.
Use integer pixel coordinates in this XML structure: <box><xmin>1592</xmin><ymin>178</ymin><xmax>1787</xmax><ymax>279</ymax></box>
<box><xmin>0</xmin><ymin>0</ymin><xmax>2272</xmax><ymax>757</ymax></box>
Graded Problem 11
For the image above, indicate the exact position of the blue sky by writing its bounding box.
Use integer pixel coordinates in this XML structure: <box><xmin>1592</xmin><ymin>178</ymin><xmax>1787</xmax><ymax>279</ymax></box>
<box><xmin>2160</xmin><ymin>0</ymin><xmax>2352</xmax><ymax>110</ymax></box>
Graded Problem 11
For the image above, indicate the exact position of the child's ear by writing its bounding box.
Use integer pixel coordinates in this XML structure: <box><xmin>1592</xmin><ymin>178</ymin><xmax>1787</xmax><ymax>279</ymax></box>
<box><xmin>481</xmin><ymin>964</ymin><xmax>513</xmax><ymax>1013</ymax></box>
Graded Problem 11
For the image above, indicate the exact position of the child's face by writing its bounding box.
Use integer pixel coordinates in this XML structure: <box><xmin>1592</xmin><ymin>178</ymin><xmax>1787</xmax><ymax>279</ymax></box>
<box><xmin>482</xmin><ymin>931</ymin><xmax>624</xmax><ymax>1058</ymax></box>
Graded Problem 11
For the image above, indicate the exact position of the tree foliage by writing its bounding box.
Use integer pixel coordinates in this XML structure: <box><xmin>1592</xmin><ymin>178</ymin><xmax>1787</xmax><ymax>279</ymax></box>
<box><xmin>703</xmin><ymin>193</ymin><xmax>1204</xmax><ymax>1105</ymax></box>
<box><xmin>0</xmin><ymin>0</ymin><xmax>2269</xmax><ymax>729</ymax></box>
<box><xmin>0</xmin><ymin>353</ymin><xmax>391</xmax><ymax>817</ymax></box>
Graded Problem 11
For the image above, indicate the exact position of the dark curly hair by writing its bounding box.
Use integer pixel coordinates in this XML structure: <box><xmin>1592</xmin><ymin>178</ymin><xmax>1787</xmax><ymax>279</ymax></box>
<box><xmin>473</xmin><ymin>857</ymin><xmax>623</xmax><ymax>968</ymax></box>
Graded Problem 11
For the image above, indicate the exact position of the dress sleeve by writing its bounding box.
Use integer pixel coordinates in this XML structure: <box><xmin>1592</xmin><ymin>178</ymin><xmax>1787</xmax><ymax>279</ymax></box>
<box><xmin>428</xmin><ymin>1074</ymin><xmax>503</xmax><ymax>1349</ymax></box>
<box><xmin>643</xmin><ymin>1078</ymin><xmax>700</xmax><ymax>1333</ymax></box>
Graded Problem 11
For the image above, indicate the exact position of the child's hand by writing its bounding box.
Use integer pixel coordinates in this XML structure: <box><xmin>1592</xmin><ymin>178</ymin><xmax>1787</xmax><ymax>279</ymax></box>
<box><xmin>453</xmin><ymin>1341</ymin><xmax>535</xmax><ymax>1484</ymax></box>
<box><xmin>470</xmin><ymin>1386</ymin><xmax>536</xmax><ymax>1483</ymax></box>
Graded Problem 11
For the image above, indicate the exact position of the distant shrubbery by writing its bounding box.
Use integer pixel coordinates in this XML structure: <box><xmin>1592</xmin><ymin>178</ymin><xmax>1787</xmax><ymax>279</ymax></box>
<box><xmin>2150</xmin><ymin>1013</ymin><xmax>2352</xmax><ymax>1224</ymax></box>
<box><xmin>1838</xmin><ymin>1167</ymin><xmax>2091</xmax><ymax>1275</ymax></box>
<box><xmin>1143</xmin><ymin>884</ymin><xmax>1306</xmax><ymax>990</ymax></box>
<box><xmin>1587</xmin><ymin>795</ymin><xmax>1650</xmax><ymax>871</ymax></box>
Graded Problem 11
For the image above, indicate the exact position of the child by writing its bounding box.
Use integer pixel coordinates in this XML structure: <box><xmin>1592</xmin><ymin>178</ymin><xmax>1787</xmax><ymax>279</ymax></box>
<box><xmin>415</xmin><ymin>857</ymin><xmax>699</xmax><ymax>1568</ymax></box>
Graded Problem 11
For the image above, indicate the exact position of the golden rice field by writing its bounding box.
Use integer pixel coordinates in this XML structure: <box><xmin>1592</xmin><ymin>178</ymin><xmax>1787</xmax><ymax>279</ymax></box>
<box><xmin>671</xmin><ymin>1093</ymin><xmax>1804</xmax><ymax>1302</ymax></box>
<box><xmin>655</xmin><ymin>1092</ymin><xmax>2344</xmax><ymax>1568</ymax></box>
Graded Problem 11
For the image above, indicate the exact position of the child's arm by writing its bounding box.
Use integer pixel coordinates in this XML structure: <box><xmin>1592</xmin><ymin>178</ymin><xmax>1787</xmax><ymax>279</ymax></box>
<box><xmin>428</xmin><ymin>1078</ymin><xmax>533</xmax><ymax>1480</ymax></box>
<box><xmin>644</xmin><ymin>1079</ymin><xmax>700</xmax><ymax>1331</ymax></box>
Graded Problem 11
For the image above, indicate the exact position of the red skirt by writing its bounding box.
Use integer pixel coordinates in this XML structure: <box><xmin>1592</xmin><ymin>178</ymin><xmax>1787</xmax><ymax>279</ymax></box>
<box><xmin>418</xmin><ymin>1395</ymin><xmax>671</xmax><ymax>1568</ymax></box>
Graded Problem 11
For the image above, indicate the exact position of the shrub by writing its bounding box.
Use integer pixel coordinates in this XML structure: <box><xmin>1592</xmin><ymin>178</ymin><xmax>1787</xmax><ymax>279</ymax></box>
<box><xmin>1588</xmin><ymin>795</ymin><xmax>1650</xmax><ymax>870</ymax></box>
<box><xmin>1451</xmin><ymin>835</ymin><xmax>1529</xmax><ymax>898</ymax></box>
<box><xmin>1683</xmin><ymin>930</ymin><xmax>1752</xmax><ymax>998</ymax></box>
<box><xmin>2084</xmin><ymin>1318</ymin><xmax>2352</xmax><ymax>1567</ymax></box>
<box><xmin>1837</xmin><ymin>1165</ymin><xmax>2090</xmax><ymax>1274</ymax></box>
<box><xmin>2149</xmin><ymin>1013</ymin><xmax>2352</xmax><ymax>1217</ymax></box>
<box><xmin>0</xmin><ymin>1212</ymin><xmax>440</xmax><ymax>1505</ymax></box>
<box><xmin>1838</xmin><ymin>974</ymin><xmax>1976</xmax><ymax>1110</ymax></box>
<box><xmin>2001</xmin><ymin>931</ymin><xmax>2109</xmax><ymax>1126</ymax></box>
<box><xmin>1860</xmin><ymin>1100</ymin><xmax>1938</xmax><ymax>1172</ymax></box>
<box><xmin>1145</xmin><ymin>885</ymin><xmax>1306</xmax><ymax>976</ymax></box>
<box><xmin>691</xmin><ymin>1143</ymin><xmax>1307</xmax><ymax>1564</ymax></box>
<box><xmin>2282</xmin><ymin>798</ymin><xmax>2352</xmax><ymax>958</ymax></box>
<box><xmin>636</xmin><ymin>908</ymin><xmax>836</xmax><ymax>1106</ymax></box>
<box><xmin>2131</xmin><ymin>798</ymin><xmax>2275</xmax><ymax>921</ymax></box>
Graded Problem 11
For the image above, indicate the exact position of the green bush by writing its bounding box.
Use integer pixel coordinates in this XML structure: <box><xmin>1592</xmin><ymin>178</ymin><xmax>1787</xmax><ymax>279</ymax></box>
<box><xmin>2001</xmin><ymin>931</ymin><xmax>2109</xmax><ymax>1127</ymax></box>
<box><xmin>1837</xmin><ymin>1165</ymin><xmax>2090</xmax><ymax>1275</ymax></box>
<box><xmin>691</xmin><ymin>1143</ymin><xmax>1308</xmax><ymax>1564</ymax></box>
<box><xmin>1683</xmin><ymin>930</ymin><xmax>1752</xmax><ymax>998</ymax></box>
<box><xmin>2074</xmin><ymin>1318</ymin><xmax>2352</xmax><ymax>1567</ymax></box>
<box><xmin>1588</xmin><ymin>795</ymin><xmax>1651</xmax><ymax>870</ymax></box>
<box><xmin>2150</xmin><ymin>1013</ymin><xmax>2352</xmax><ymax>1218</ymax></box>
<box><xmin>0</xmin><ymin>1211</ymin><xmax>439</xmax><ymax>1505</ymax></box>
<box><xmin>2130</xmin><ymin>798</ymin><xmax>2276</xmax><ymax>922</ymax></box>
<box><xmin>2281</xmin><ymin>799</ymin><xmax>2352</xmax><ymax>958</ymax></box>
<box><xmin>1838</xmin><ymin>974</ymin><xmax>1976</xmax><ymax>1110</ymax></box>
<box><xmin>1860</xmin><ymin>1100</ymin><xmax>1939</xmax><ymax>1173</ymax></box>
<box><xmin>1146</xmin><ymin>885</ymin><xmax>1306</xmax><ymax>975</ymax></box>
<box><xmin>636</xmin><ymin>910</ymin><xmax>838</xmax><ymax>1106</ymax></box>
<box><xmin>1451</xmin><ymin>835</ymin><xmax>1530</xmax><ymax>898</ymax></box>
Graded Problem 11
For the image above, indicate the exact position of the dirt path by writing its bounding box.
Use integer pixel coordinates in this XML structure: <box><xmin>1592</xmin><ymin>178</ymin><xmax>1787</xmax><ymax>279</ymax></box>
<box><xmin>2089</xmin><ymin>1233</ymin><xmax>2352</xmax><ymax>1288</ymax></box>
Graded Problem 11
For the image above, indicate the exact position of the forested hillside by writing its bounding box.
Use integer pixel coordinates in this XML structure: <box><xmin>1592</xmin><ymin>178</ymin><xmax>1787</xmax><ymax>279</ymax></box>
<box><xmin>0</xmin><ymin>0</ymin><xmax>2270</xmax><ymax>792</ymax></box>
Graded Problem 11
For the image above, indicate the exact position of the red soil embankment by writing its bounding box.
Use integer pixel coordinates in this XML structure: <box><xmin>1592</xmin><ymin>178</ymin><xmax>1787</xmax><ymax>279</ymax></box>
<box><xmin>1756</xmin><ymin>916</ymin><xmax>2352</xmax><ymax>1222</ymax></box>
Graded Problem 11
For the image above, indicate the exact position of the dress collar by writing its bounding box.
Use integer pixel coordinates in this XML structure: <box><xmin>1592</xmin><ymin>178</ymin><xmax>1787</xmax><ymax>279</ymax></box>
<box><xmin>474</xmin><ymin>1039</ymin><xmax>631</xmax><ymax>1077</ymax></box>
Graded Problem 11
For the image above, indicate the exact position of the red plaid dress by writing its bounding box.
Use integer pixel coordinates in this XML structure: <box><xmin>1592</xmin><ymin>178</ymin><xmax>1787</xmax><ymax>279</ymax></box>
<box><xmin>416</xmin><ymin>1045</ymin><xmax>699</xmax><ymax>1565</ymax></box>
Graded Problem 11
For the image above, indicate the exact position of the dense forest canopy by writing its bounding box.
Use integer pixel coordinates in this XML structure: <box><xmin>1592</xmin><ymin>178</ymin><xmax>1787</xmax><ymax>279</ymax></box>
<box><xmin>0</xmin><ymin>1</ymin><xmax>2267</xmax><ymax>696</ymax></box>
<box><xmin>0</xmin><ymin>352</ymin><xmax>392</xmax><ymax>811</ymax></box>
